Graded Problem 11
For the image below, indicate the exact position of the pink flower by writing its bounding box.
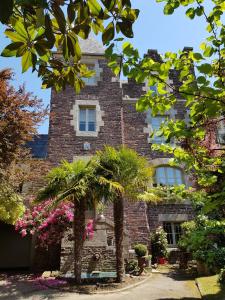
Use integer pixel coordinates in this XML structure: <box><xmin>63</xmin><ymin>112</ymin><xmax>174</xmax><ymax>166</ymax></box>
<box><xmin>21</xmin><ymin>229</ymin><xmax>27</xmax><ymax>237</ymax></box>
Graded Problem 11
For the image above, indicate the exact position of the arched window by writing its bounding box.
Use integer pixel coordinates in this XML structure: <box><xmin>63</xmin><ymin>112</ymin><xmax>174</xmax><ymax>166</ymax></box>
<box><xmin>155</xmin><ymin>166</ymin><xmax>184</xmax><ymax>186</ymax></box>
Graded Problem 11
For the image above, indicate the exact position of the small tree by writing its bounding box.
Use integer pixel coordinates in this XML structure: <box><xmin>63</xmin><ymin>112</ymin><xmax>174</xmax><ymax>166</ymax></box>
<box><xmin>96</xmin><ymin>146</ymin><xmax>152</xmax><ymax>282</ymax></box>
<box><xmin>0</xmin><ymin>69</ymin><xmax>47</xmax><ymax>175</ymax></box>
<box><xmin>151</xmin><ymin>227</ymin><xmax>168</xmax><ymax>263</ymax></box>
<box><xmin>0</xmin><ymin>69</ymin><xmax>48</xmax><ymax>224</ymax></box>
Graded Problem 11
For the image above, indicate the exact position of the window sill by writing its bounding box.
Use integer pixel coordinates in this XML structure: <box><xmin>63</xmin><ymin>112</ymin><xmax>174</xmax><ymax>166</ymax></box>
<box><xmin>76</xmin><ymin>131</ymin><xmax>98</xmax><ymax>137</ymax></box>
<box><xmin>167</xmin><ymin>246</ymin><xmax>179</xmax><ymax>252</ymax></box>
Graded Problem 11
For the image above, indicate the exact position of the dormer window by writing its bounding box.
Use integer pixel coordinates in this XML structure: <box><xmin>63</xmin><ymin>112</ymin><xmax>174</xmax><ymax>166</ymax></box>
<box><xmin>79</xmin><ymin>106</ymin><xmax>96</xmax><ymax>132</ymax></box>
<box><xmin>82</xmin><ymin>64</ymin><xmax>97</xmax><ymax>86</ymax></box>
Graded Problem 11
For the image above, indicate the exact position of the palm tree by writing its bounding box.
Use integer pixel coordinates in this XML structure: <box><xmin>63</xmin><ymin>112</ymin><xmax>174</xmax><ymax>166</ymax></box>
<box><xmin>37</xmin><ymin>158</ymin><xmax>122</xmax><ymax>284</ymax></box>
<box><xmin>37</xmin><ymin>159</ymin><xmax>97</xmax><ymax>284</ymax></box>
<box><xmin>96</xmin><ymin>146</ymin><xmax>152</xmax><ymax>282</ymax></box>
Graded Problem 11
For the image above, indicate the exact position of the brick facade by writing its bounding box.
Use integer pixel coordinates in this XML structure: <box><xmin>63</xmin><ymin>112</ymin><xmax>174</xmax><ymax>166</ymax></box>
<box><xmin>46</xmin><ymin>39</ymin><xmax>194</xmax><ymax>263</ymax></box>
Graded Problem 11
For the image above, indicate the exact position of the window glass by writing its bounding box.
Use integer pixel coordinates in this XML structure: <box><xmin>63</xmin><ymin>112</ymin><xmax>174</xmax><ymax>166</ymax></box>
<box><xmin>149</xmin><ymin>85</ymin><xmax>157</xmax><ymax>95</ymax></box>
<box><xmin>151</xmin><ymin>115</ymin><xmax>166</xmax><ymax>143</ymax></box>
<box><xmin>79</xmin><ymin>107</ymin><xmax>96</xmax><ymax>132</ymax></box>
<box><xmin>216</xmin><ymin>120</ymin><xmax>225</xmax><ymax>145</ymax></box>
<box><xmin>82</xmin><ymin>64</ymin><xmax>96</xmax><ymax>85</ymax></box>
<box><xmin>163</xmin><ymin>223</ymin><xmax>173</xmax><ymax>245</ymax></box>
<box><xmin>88</xmin><ymin>109</ymin><xmax>96</xmax><ymax>131</ymax></box>
<box><xmin>163</xmin><ymin>222</ymin><xmax>182</xmax><ymax>246</ymax></box>
<box><xmin>155</xmin><ymin>166</ymin><xmax>184</xmax><ymax>186</ymax></box>
<box><xmin>79</xmin><ymin>108</ymin><xmax>86</xmax><ymax>131</ymax></box>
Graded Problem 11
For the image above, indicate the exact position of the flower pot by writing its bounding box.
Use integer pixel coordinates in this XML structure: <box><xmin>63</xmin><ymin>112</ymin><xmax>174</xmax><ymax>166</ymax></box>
<box><xmin>158</xmin><ymin>257</ymin><xmax>166</xmax><ymax>265</ymax></box>
<box><xmin>137</xmin><ymin>256</ymin><xmax>147</xmax><ymax>275</ymax></box>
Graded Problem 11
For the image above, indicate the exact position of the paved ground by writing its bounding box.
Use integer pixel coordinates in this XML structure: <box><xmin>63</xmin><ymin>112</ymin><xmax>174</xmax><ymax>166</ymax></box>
<box><xmin>0</xmin><ymin>271</ymin><xmax>201</xmax><ymax>300</ymax></box>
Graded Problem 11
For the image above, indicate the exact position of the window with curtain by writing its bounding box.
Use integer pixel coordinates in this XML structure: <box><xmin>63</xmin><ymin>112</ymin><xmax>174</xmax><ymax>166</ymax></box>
<box><xmin>79</xmin><ymin>106</ymin><xmax>96</xmax><ymax>132</ymax></box>
<box><xmin>155</xmin><ymin>166</ymin><xmax>184</xmax><ymax>186</ymax></box>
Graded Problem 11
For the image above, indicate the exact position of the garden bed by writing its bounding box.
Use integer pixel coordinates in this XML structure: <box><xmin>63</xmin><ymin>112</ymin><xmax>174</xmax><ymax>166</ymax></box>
<box><xmin>0</xmin><ymin>271</ymin><xmax>151</xmax><ymax>295</ymax></box>
<box><xmin>42</xmin><ymin>273</ymin><xmax>151</xmax><ymax>294</ymax></box>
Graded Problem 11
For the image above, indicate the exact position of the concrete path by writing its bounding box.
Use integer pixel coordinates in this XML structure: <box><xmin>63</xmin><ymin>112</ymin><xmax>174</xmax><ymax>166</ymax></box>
<box><xmin>0</xmin><ymin>272</ymin><xmax>201</xmax><ymax>300</ymax></box>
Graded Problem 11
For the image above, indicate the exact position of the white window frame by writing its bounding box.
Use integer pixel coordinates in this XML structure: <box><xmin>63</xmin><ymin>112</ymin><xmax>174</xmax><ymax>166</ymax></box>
<box><xmin>155</xmin><ymin>166</ymin><xmax>184</xmax><ymax>186</ymax></box>
<box><xmin>79</xmin><ymin>106</ymin><xmax>96</xmax><ymax>132</ymax></box>
<box><xmin>70</xmin><ymin>100</ymin><xmax>104</xmax><ymax>137</ymax></box>
<box><xmin>163</xmin><ymin>222</ymin><xmax>182</xmax><ymax>246</ymax></box>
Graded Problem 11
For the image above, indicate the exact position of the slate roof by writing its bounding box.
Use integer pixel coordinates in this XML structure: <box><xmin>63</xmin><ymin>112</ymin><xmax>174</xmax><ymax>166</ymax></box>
<box><xmin>26</xmin><ymin>134</ymin><xmax>48</xmax><ymax>159</ymax></box>
<box><xmin>79</xmin><ymin>37</ymin><xmax>105</xmax><ymax>55</ymax></box>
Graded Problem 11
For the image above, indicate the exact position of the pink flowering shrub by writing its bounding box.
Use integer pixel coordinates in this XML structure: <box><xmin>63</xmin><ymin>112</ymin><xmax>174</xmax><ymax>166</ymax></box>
<box><xmin>15</xmin><ymin>199</ymin><xmax>94</xmax><ymax>247</ymax></box>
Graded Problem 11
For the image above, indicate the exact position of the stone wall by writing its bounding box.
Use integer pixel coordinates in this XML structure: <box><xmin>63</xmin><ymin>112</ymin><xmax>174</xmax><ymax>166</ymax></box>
<box><xmin>104</xmin><ymin>201</ymin><xmax>151</xmax><ymax>246</ymax></box>
<box><xmin>60</xmin><ymin>217</ymin><xmax>129</xmax><ymax>274</ymax></box>
<box><xmin>147</xmin><ymin>203</ymin><xmax>195</xmax><ymax>233</ymax></box>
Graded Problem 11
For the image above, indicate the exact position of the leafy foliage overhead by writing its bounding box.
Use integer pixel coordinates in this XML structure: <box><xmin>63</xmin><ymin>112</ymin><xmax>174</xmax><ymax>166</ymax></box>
<box><xmin>0</xmin><ymin>0</ymin><xmax>139</xmax><ymax>92</ymax></box>
<box><xmin>105</xmin><ymin>0</ymin><xmax>225</xmax><ymax>187</ymax></box>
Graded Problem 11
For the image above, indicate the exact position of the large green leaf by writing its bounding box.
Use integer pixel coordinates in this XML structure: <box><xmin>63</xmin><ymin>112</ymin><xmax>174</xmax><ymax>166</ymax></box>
<box><xmin>51</xmin><ymin>4</ymin><xmax>66</xmax><ymax>34</ymax></box>
<box><xmin>67</xmin><ymin>3</ymin><xmax>75</xmax><ymax>23</ymax></box>
<box><xmin>4</xmin><ymin>30</ymin><xmax>27</xmax><ymax>43</ymax></box>
<box><xmin>117</xmin><ymin>21</ymin><xmax>133</xmax><ymax>38</ymax></box>
<box><xmin>36</xmin><ymin>8</ymin><xmax>45</xmax><ymax>27</ymax></box>
<box><xmin>45</xmin><ymin>14</ymin><xmax>55</xmax><ymax>48</ymax></box>
<box><xmin>0</xmin><ymin>0</ymin><xmax>13</xmax><ymax>24</ymax></box>
<box><xmin>87</xmin><ymin>0</ymin><xmax>103</xmax><ymax>16</ymax></box>
<box><xmin>102</xmin><ymin>22</ymin><xmax>115</xmax><ymax>45</ymax></box>
<box><xmin>14</xmin><ymin>21</ymin><xmax>28</xmax><ymax>39</ymax></box>
<box><xmin>21</xmin><ymin>51</ymin><xmax>33</xmax><ymax>73</ymax></box>
<box><xmin>1</xmin><ymin>42</ymin><xmax>24</xmax><ymax>57</ymax></box>
<box><xmin>102</xmin><ymin>0</ymin><xmax>116</xmax><ymax>10</ymax></box>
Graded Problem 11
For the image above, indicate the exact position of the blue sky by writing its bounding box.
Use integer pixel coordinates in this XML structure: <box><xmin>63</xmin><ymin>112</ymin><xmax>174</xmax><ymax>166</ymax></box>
<box><xmin>0</xmin><ymin>1</ymin><xmax>208</xmax><ymax>134</ymax></box>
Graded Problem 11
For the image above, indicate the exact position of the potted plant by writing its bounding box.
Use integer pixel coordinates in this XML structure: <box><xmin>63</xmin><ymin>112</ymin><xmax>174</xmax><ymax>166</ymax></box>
<box><xmin>150</xmin><ymin>227</ymin><xmax>168</xmax><ymax>264</ymax></box>
<box><xmin>134</xmin><ymin>243</ymin><xmax>148</xmax><ymax>274</ymax></box>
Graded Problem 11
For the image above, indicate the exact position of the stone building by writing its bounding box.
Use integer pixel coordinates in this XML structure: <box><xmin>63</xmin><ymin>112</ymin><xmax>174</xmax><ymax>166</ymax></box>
<box><xmin>0</xmin><ymin>38</ymin><xmax>196</xmax><ymax>272</ymax></box>
<box><xmin>47</xmin><ymin>38</ymin><xmax>195</xmax><ymax>272</ymax></box>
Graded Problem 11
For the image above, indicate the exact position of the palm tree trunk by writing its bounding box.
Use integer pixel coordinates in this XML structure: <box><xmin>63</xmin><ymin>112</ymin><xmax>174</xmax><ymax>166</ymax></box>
<box><xmin>73</xmin><ymin>199</ymin><xmax>86</xmax><ymax>284</ymax></box>
<box><xmin>113</xmin><ymin>194</ymin><xmax>124</xmax><ymax>282</ymax></box>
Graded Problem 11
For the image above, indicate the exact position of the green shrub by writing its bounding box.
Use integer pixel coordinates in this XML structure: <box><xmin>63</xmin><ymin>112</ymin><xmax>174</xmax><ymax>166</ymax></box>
<box><xmin>150</xmin><ymin>227</ymin><xmax>168</xmax><ymax>263</ymax></box>
<box><xmin>178</xmin><ymin>216</ymin><xmax>225</xmax><ymax>271</ymax></box>
<box><xmin>218</xmin><ymin>268</ymin><xmax>225</xmax><ymax>284</ymax></box>
<box><xmin>134</xmin><ymin>243</ymin><xmax>148</xmax><ymax>257</ymax></box>
<box><xmin>125</xmin><ymin>259</ymin><xmax>138</xmax><ymax>274</ymax></box>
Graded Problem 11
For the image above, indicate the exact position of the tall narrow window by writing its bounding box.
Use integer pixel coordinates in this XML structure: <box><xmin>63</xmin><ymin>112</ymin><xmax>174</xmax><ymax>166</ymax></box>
<box><xmin>155</xmin><ymin>166</ymin><xmax>184</xmax><ymax>186</ymax></box>
<box><xmin>79</xmin><ymin>107</ymin><xmax>96</xmax><ymax>132</ymax></box>
<box><xmin>151</xmin><ymin>115</ymin><xmax>167</xmax><ymax>143</ymax></box>
<box><xmin>163</xmin><ymin>222</ymin><xmax>182</xmax><ymax>246</ymax></box>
